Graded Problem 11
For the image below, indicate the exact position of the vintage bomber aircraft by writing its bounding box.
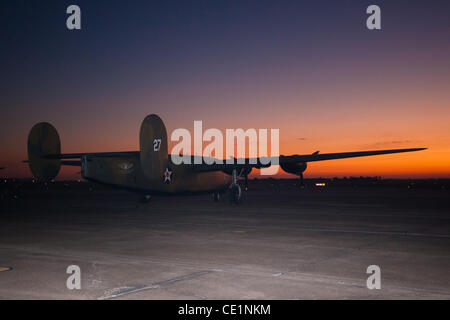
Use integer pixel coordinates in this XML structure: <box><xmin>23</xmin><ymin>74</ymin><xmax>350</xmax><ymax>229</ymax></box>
<box><xmin>27</xmin><ymin>114</ymin><xmax>426</xmax><ymax>203</ymax></box>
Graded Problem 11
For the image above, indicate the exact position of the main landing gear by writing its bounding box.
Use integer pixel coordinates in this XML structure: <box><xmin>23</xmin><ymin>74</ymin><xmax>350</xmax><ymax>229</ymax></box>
<box><xmin>213</xmin><ymin>191</ymin><xmax>220</xmax><ymax>202</ymax></box>
<box><xmin>139</xmin><ymin>194</ymin><xmax>151</xmax><ymax>203</ymax></box>
<box><xmin>298</xmin><ymin>172</ymin><xmax>305</xmax><ymax>188</ymax></box>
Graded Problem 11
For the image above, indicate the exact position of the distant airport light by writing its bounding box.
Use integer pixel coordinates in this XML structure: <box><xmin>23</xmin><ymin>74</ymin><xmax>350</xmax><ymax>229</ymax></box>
<box><xmin>315</xmin><ymin>182</ymin><xmax>326</xmax><ymax>187</ymax></box>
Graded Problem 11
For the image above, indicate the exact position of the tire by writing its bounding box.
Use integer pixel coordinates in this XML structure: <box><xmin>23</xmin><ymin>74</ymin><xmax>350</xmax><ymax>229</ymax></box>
<box><xmin>229</xmin><ymin>184</ymin><xmax>242</xmax><ymax>204</ymax></box>
<box><xmin>139</xmin><ymin>194</ymin><xmax>151</xmax><ymax>203</ymax></box>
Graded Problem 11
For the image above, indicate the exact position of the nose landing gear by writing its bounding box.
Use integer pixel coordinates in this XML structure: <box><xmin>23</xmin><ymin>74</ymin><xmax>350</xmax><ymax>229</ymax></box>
<box><xmin>229</xmin><ymin>168</ymin><xmax>243</xmax><ymax>204</ymax></box>
<box><xmin>229</xmin><ymin>183</ymin><xmax>242</xmax><ymax>204</ymax></box>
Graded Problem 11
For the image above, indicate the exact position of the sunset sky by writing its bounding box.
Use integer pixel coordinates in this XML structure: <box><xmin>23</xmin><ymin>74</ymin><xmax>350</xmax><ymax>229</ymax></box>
<box><xmin>1</xmin><ymin>0</ymin><xmax>449</xmax><ymax>179</ymax></box>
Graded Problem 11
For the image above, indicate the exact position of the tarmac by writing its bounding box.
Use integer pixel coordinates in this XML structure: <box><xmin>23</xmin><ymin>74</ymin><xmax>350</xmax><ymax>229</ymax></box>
<box><xmin>0</xmin><ymin>180</ymin><xmax>449</xmax><ymax>299</ymax></box>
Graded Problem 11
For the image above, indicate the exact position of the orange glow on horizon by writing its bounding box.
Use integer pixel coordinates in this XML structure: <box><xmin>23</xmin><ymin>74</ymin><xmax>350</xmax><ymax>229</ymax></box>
<box><xmin>2</xmin><ymin>142</ymin><xmax>448</xmax><ymax>180</ymax></box>
<box><xmin>2</xmin><ymin>73</ymin><xmax>449</xmax><ymax>180</ymax></box>
<box><xmin>2</xmin><ymin>1</ymin><xmax>450</xmax><ymax>181</ymax></box>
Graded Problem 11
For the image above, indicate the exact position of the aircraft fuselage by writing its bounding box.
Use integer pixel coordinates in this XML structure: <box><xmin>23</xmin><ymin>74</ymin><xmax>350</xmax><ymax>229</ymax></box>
<box><xmin>81</xmin><ymin>155</ymin><xmax>232</xmax><ymax>194</ymax></box>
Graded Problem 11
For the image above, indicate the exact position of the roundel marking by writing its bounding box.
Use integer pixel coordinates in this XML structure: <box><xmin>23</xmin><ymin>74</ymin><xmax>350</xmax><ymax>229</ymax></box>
<box><xmin>163</xmin><ymin>167</ymin><xmax>172</xmax><ymax>183</ymax></box>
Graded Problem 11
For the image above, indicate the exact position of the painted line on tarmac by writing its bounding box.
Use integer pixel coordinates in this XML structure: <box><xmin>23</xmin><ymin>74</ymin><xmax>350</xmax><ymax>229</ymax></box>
<box><xmin>291</xmin><ymin>227</ymin><xmax>450</xmax><ymax>239</ymax></box>
<box><xmin>98</xmin><ymin>269</ymin><xmax>217</xmax><ymax>300</ymax></box>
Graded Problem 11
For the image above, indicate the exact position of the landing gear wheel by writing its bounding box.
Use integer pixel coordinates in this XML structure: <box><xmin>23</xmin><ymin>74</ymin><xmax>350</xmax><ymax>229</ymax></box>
<box><xmin>298</xmin><ymin>173</ymin><xmax>305</xmax><ymax>189</ymax></box>
<box><xmin>229</xmin><ymin>184</ymin><xmax>242</xmax><ymax>204</ymax></box>
<box><xmin>213</xmin><ymin>192</ymin><xmax>220</xmax><ymax>202</ymax></box>
<box><xmin>139</xmin><ymin>194</ymin><xmax>151</xmax><ymax>203</ymax></box>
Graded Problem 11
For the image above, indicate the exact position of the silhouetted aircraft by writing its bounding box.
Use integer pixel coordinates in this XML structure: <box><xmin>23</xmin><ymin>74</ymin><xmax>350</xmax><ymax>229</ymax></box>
<box><xmin>26</xmin><ymin>115</ymin><xmax>426</xmax><ymax>203</ymax></box>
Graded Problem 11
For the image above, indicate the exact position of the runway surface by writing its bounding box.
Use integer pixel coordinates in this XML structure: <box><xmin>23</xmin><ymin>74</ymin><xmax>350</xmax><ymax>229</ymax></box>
<box><xmin>1</xmin><ymin>180</ymin><xmax>449</xmax><ymax>299</ymax></box>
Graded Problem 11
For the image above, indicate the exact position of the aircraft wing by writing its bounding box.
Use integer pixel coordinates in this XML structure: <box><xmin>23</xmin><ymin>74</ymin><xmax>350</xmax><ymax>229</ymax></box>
<box><xmin>43</xmin><ymin>151</ymin><xmax>139</xmax><ymax>159</ymax></box>
<box><xmin>27</xmin><ymin>148</ymin><xmax>426</xmax><ymax>171</ymax></box>
<box><xmin>189</xmin><ymin>148</ymin><xmax>427</xmax><ymax>173</ymax></box>
<box><xmin>278</xmin><ymin>147</ymin><xmax>426</xmax><ymax>163</ymax></box>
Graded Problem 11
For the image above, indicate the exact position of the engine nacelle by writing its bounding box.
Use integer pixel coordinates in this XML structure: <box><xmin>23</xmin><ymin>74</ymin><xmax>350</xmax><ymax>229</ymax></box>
<box><xmin>280</xmin><ymin>162</ymin><xmax>307</xmax><ymax>176</ymax></box>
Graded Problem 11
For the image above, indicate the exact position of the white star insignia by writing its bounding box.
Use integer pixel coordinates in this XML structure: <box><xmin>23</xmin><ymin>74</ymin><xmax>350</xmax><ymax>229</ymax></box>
<box><xmin>163</xmin><ymin>167</ymin><xmax>172</xmax><ymax>183</ymax></box>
